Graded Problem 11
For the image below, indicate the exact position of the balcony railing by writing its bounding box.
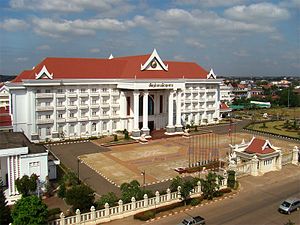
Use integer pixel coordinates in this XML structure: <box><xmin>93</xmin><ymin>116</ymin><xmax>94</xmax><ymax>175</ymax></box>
<box><xmin>36</xmin><ymin>119</ymin><xmax>54</xmax><ymax>124</ymax></box>
<box><xmin>78</xmin><ymin>117</ymin><xmax>89</xmax><ymax>122</ymax></box>
<box><xmin>101</xmin><ymin>103</ymin><xmax>110</xmax><ymax>108</ymax></box>
<box><xmin>90</xmin><ymin>92</ymin><xmax>99</xmax><ymax>97</ymax></box>
<box><xmin>36</xmin><ymin>106</ymin><xmax>54</xmax><ymax>111</ymax></box>
<box><xmin>79</xmin><ymin>104</ymin><xmax>89</xmax><ymax>110</ymax></box>
<box><xmin>101</xmin><ymin>92</ymin><xmax>110</xmax><ymax>97</ymax></box>
<box><xmin>90</xmin><ymin>116</ymin><xmax>100</xmax><ymax>120</ymax></box>
<box><xmin>56</xmin><ymin>106</ymin><xmax>66</xmax><ymax>111</ymax></box>
<box><xmin>36</xmin><ymin>93</ymin><xmax>53</xmax><ymax>99</ymax></box>
<box><xmin>66</xmin><ymin>117</ymin><xmax>77</xmax><ymax>122</ymax></box>
<box><xmin>57</xmin><ymin>118</ymin><xmax>66</xmax><ymax>123</ymax></box>
<box><xmin>68</xmin><ymin>105</ymin><xmax>78</xmax><ymax>110</ymax></box>
<box><xmin>56</xmin><ymin>93</ymin><xmax>66</xmax><ymax>98</ymax></box>
<box><xmin>79</xmin><ymin>93</ymin><xmax>89</xmax><ymax>98</ymax></box>
<box><xmin>67</xmin><ymin>93</ymin><xmax>77</xmax><ymax>98</ymax></box>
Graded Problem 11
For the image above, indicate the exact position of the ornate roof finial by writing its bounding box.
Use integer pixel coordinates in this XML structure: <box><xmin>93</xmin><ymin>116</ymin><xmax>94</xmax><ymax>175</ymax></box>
<box><xmin>108</xmin><ymin>54</ymin><xmax>114</xmax><ymax>59</ymax></box>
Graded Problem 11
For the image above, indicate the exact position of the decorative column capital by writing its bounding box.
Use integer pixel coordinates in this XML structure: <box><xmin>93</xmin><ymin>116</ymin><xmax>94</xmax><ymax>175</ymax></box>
<box><xmin>133</xmin><ymin>90</ymin><xmax>140</xmax><ymax>96</ymax></box>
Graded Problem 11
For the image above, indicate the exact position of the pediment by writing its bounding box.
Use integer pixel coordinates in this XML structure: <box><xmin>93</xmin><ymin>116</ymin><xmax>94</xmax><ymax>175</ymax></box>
<box><xmin>207</xmin><ymin>68</ymin><xmax>216</xmax><ymax>79</ymax></box>
<box><xmin>141</xmin><ymin>49</ymin><xmax>168</xmax><ymax>71</ymax></box>
<box><xmin>35</xmin><ymin>65</ymin><xmax>53</xmax><ymax>80</ymax></box>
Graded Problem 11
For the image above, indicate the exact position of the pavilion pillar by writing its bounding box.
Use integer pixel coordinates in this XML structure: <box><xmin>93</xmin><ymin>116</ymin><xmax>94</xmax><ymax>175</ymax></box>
<box><xmin>132</xmin><ymin>91</ymin><xmax>140</xmax><ymax>138</ymax></box>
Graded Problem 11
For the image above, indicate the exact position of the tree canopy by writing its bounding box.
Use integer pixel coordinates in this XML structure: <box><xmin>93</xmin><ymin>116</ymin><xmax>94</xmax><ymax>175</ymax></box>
<box><xmin>15</xmin><ymin>174</ymin><xmax>38</xmax><ymax>196</ymax></box>
<box><xmin>11</xmin><ymin>195</ymin><xmax>48</xmax><ymax>225</ymax></box>
<box><xmin>0</xmin><ymin>180</ymin><xmax>12</xmax><ymax>225</ymax></box>
<box><xmin>200</xmin><ymin>172</ymin><xmax>223</xmax><ymax>200</ymax></box>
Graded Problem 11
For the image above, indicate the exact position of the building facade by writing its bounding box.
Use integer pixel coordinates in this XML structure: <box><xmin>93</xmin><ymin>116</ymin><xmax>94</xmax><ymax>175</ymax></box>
<box><xmin>0</xmin><ymin>132</ymin><xmax>59</xmax><ymax>204</ymax></box>
<box><xmin>8</xmin><ymin>50</ymin><xmax>221</xmax><ymax>142</ymax></box>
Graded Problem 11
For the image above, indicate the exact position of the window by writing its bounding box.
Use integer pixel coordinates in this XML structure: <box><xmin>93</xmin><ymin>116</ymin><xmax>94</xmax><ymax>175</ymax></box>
<box><xmin>160</xmin><ymin>95</ymin><xmax>163</xmax><ymax>113</ymax></box>
<box><xmin>57</xmin><ymin>89</ymin><xmax>63</xmax><ymax>93</ymax></box>
<box><xmin>92</xmin><ymin>111</ymin><xmax>97</xmax><ymax>116</ymax></box>
<box><xmin>92</xmin><ymin>99</ymin><xmax>97</xmax><ymax>104</ymax></box>
<box><xmin>38</xmin><ymin>128</ymin><xmax>41</xmax><ymax>136</ymax></box>
<box><xmin>102</xmin><ymin>88</ymin><xmax>107</xmax><ymax>92</ymax></box>
<box><xmin>58</xmin><ymin>125</ymin><xmax>63</xmax><ymax>133</ymax></box>
<box><xmin>81</xmin><ymin>100</ymin><xmax>86</xmax><ymax>105</ymax></box>
<box><xmin>103</xmin><ymin>110</ymin><xmax>108</xmax><ymax>115</ymax></box>
<box><xmin>58</xmin><ymin>114</ymin><xmax>63</xmax><ymax>118</ymax></box>
<box><xmin>112</xmin><ymin>121</ymin><xmax>116</xmax><ymax>130</ymax></box>
<box><xmin>81</xmin><ymin>123</ymin><xmax>86</xmax><ymax>133</ymax></box>
<box><xmin>45</xmin><ymin>89</ymin><xmax>51</xmax><ymax>93</ymax></box>
<box><xmin>92</xmin><ymin>88</ymin><xmax>97</xmax><ymax>93</ymax></box>
<box><xmin>81</xmin><ymin>111</ymin><xmax>86</xmax><ymax>117</ymax></box>
<box><xmin>38</xmin><ymin>115</ymin><xmax>41</xmax><ymax>119</ymax></box>
<box><xmin>57</xmin><ymin>101</ymin><xmax>63</xmax><ymax>106</ymax></box>
<box><xmin>69</xmin><ymin>124</ymin><xmax>75</xmax><ymax>134</ymax></box>
<box><xmin>46</xmin><ymin>115</ymin><xmax>51</xmax><ymax>119</ymax></box>
<box><xmin>46</xmin><ymin>102</ymin><xmax>50</xmax><ymax>106</ymax></box>
<box><xmin>70</xmin><ymin>112</ymin><xmax>74</xmax><ymax>118</ymax></box>
<box><xmin>46</xmin><ymin>127</ymin><xmax>51</xmax><ymax>135</ymax></box>
<box><xmin>126</xmin><ymin>96</ymin><xmax>130</xmax><ymax>116</ymax></box>
<box><xmin>36</xmin><ymin>89</ymin><xmax>41</xmax><ymax>93</ymax></box>
<box><xmin>103</xmin><ymin>121</ymin><xmax>107</xmax><ymax>130</ymax></box>
<box><xmin>92</xmin><ymin>122</ymin><xmax>97</xmax><ymax>132</ymax></box>
<box><xmin>70</xmin><ymin>100</ymin><xmax>75</xmax><ymax>105</ymax></box>
<box><xmin>113</xmin><ymin>110</ymin><xmax>117</xmax><ymax>115</ymax></box>
<box><xmin>69</xmin><ymin>89</ymin><xmax>74</xmax><ymax>93</ymax></box>
<box><xmin>81</xmin><ymin>89</ymin><xmax>86</xmax><ymax>93</ymax></box>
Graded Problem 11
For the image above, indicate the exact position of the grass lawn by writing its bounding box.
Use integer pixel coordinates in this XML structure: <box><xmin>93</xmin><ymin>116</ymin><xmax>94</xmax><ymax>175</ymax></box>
<box><xmin>249</xmin><ymin>120</ymin><xmax>300</xmax><ymax>138</ymax></box>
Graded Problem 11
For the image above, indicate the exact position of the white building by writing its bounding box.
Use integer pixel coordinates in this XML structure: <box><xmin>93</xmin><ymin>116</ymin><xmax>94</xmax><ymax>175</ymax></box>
<box><xmin>0</xmin><ymin>83</ymin><xmax>10</xmax><ymax>108</ymax></box>
<box><xmin>0</xmin><ymin>132</ymin><xmax>60</xmax><ymax>204</ymax></box>
<box><xmin>220</xmin><ymin>82</ymin><xmax>234</xmax><ymax>104</ymax></box>
<box><xmin>8</xmin><ymin>49</ymin><xmax>222</xmax><ymax>142</ymax></box>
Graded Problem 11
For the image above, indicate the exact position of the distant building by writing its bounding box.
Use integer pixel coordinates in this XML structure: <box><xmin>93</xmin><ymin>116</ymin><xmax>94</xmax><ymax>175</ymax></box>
<box><xmin>232</xmin><ymin>84</ymin><xmax>251</xmax><ymax>99</ymax></box>
<box><xmin>0</xmin><ymin>132</ymin><xmax>60</xmax><ymax>205</ymax></box>
<box><xmin>0</xmin><ymin>83</ymin><xmax>10</xmax><ymax>108</ymax></box>
<box><xmin>250</xmin><ymin>101</ymin><xmax>271</xmax><ymax>108</ymax></box>
<box><xmin>220</xmin><ymin>82</ymin><xmax>234</xmax><ymax>103</ymax></box>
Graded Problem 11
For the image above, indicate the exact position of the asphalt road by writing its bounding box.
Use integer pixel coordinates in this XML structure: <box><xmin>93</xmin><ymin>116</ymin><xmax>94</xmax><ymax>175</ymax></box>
<box><xmin>106</xmin><ymin>164</ymin><xmax>300</xmax><ymax>225</ymax></box>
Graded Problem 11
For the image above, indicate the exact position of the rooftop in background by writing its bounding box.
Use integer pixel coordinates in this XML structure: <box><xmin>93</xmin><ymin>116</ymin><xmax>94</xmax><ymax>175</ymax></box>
<box><xmin>0</xmin><ymin>132</ymin><xmax>46</xmax><ymax>154</ymax></box>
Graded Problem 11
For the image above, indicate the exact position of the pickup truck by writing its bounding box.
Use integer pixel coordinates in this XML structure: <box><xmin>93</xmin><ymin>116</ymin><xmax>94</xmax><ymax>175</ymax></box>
<box><xmin>178</xmin><ymin>216</ymin><xmax>206</xmax><ymax>225</ymax></box>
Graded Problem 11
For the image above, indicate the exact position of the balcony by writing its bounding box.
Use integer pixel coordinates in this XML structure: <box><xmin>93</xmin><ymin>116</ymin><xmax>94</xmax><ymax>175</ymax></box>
<box><xmin>185</xmin><ymin>99</ymin><xmax>191</xmax><ymax>103</ymax></box>
<box><xmin>56</xmin><ymin>93</ymin><xmax>66</xmax><ymax>98</ymax></box>
<box><xmin>78</xmin><ymin>117</ymin><xmax>89</xmax><ymax>122</ymax></box>
<box><xmin>90</xmin><ymin>92</ymin><xmax>99</xmax><ymax>97</ymax></box>
<box><xmin>67</xmin><ymin>93</ymin><xmax>77</xmax><ymax>98</ymax></box>
<box><xmin>36</xmin><ymin>93</ymin><xmax>53</xmax><ymax>99</ymax></box>
<box><xmin>101</xmin><ymin>103</ymin><xmax>110</xmax><ymax>108</ymax></box>
<box><xmin>101</xmin><ymin>92</ymin><xmax>110</xmax><ymax>97</ymax></box>
<box><xmin>111</xmin><ymin>103</ymin><xmax>120</xmax><ymax>108</ymax></box>
<box><xmin>36</xmin><ymin>119</ymin><xmax>54</xmax><ymax>125</ymax></box>
<box><xmin>79</xmin><ymin>93</ymin><xmax>89</xmax><ymax>98</ymax></box>
<box><xmin>36</xmin><ymin>106</ymin><xmax>54</xmax><ymax>111</ymax></box>
<box><xmin>56</xmin><ymin>106</ymin><xmax>66</xmax><ymax>111</ymax></box>
<box><xmin>206</xmin><ymin>98</ymin><xmax>215</xmax><ymax>102</ymax></box>
<box><xmin>100</xmin><ymin>115</ymin><xmax>110</xmax><ymax>119</ymax></box>
<box><xmin>66</xmin><ymin>117</ymin><xmax>77</xmax><ymax>122</ymax></box>
<box><xmin>68</xmin><ymin>105</ymin><xmax>77</xmax><ymax>110</ymax></box>
<box><xmin>90</xmin><ymin>104</ymin><xmax>99</xmax><ymax>109</ymax></box>
<box><xmin>207</xmin><ymin>89</ymin><xmax>216</xmax><ymax>93</ymax></box>
<box><xmin>90</xmin><ymin>116</ymin><xmax>100</xmax><ymax>120</ymax></box>
<box><xmin>185</xmin><ymin>89</ymin><xmax>192</xmax><ymax>93</ymax></box>
<box><xmin>79</xmin><ymin>104</ymin><xmax>89</xmax><ymax>110</ymax></box>
<box><xmin>57</xmin><ymin>118</ymin><xmax>66</xmax><ymax>123</ymax></box>
<box><xmin>111</xmin><ymin>91</ymin><xmax>119</xmax><ymax>96</ymax></box>
<box><xmin>111</xmin><ymin>114</ymin><xmax>119</xmax><ymax>118</ymax></box>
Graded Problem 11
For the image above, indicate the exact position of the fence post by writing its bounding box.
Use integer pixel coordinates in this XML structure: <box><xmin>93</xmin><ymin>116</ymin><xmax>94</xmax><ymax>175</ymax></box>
<box><xmin>104</xmin><ymin>203</ymin><xmax>110</xmax><ymax>217</ymax></box>
<box><xmin>292</xmin><ymin>146</ymin><xmax>299</xmax><ymax>165</ymax></box>
<box><xmin>197</xmin><ymin>181</ymin><xmax>201</xmax><ymax>193</ymax></box>
<box><xmin>75</xmin><ymin>209</ymin><xmax>81</xmax><ymax>225</ymax></box>
<box><xmin>251</xmin><ymin>155</ymin><xmax>259</xmax><ymax>176</ymax></box>
<box><xmin>90</xmin><ymin>206</ymin><xmax>96</xmax><ymax>222</ymax></box>
<box><xmin>118</xmin><ymin>199</ymin><xmax>123</xmax><ymax>214</ymax></box>
<box><xmin>131</xmin><ymin>197</ymin><xmax>136</xmax><ymax>210</ymax></box>
<box><xmin>155</xmin><ymin>191</ymin><xmax>160</xmax><ymax>204</ymax></box>
<box><xmin>166</xmin><ymin>188</ymin><xmax>171</xmax><ymax>201</ymax></box>
<box><xmin>143</xmin><ymin>194</ymin><xmax>148</xmax><ymax>207</ymax></box>
<box><xmin>60</xmin><ymin>212</ymin><xmax>65</xmax><ymax>225</ymax></box>
<box><xmin>177</xmin><ymin>186</ymin><xmax>181</xmax><ymax>200</ymax></box>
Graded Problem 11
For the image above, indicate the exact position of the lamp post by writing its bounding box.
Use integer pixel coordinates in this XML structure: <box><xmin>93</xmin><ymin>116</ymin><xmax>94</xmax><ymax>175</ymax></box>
<box><xmin>141</xmin><ymin>170</ymin><xmax>145</xmax><ymax>191</ymax></box>
<box><xmin>77</xmin><ymin>158</ymin><xmax>81</xmax><ymax>184</ymax></box>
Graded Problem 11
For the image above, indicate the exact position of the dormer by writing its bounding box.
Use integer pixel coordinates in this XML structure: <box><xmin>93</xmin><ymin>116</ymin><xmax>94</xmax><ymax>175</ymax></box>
<box><xmin>141</xmin><ymin>49</ymin><xmax>168</xmax><ymax>71</ymax></box>
<box><xmin>207</xmin><ymin>68</ymin><xmax>216</xmax><ymax>79</ymax></box>
<box><xmin>35</xmin><ymin>65</ymin><xmax>53</xmax><ymax>80</ymax></box>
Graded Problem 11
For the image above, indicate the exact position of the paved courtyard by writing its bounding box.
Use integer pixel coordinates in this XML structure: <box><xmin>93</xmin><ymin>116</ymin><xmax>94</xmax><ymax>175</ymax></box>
<box><xmin>80</xmin><ymin>131</ymin><xmax>298</xmax><ymax>186</ymax></box>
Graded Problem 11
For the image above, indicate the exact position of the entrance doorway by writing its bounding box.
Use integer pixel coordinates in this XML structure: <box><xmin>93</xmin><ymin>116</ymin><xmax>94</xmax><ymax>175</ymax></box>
<box><xmin>148</xmin><ymin>121</ymin><xmax>154</xmax><ymax>131</ymax></box>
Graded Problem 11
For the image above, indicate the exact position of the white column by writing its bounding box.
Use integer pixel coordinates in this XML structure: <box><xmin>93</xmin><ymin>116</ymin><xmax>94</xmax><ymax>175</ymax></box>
<box><xmin>166</xmin><ymin>90</ymin><xmax>175</xmax><ymax>134</ymax></box>
<box><xmin>132</xmin><ymin>91</ymin><xmax>140</xmax><ymax>137</ymax></box>
<box><xmin>175</xmin><ymin>90</ymin><xmax>183</xmax><ymax>132</ymax></box>
<box><xmin>142</xmin><ymin>90</ymin><xmax>150</xmax><ymax>135</ymax></box>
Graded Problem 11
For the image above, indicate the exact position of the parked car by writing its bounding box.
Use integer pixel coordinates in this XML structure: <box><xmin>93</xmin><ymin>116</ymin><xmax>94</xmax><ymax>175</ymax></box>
<box><xmin>178</xmin><ymin>216</ymin><xmax>206</xmax><ymax>225</ymax></box>
<box><xmin>278</xmin><ymin>197</ymin><xmax>300</xmax><ymax>214</ymax></box>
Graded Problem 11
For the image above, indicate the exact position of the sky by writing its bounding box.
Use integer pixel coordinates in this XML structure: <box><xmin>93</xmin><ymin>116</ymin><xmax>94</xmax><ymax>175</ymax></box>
<box><xmin>0</xmin><ymin>0</ymin><xmax>299</xmax><ymax>77</ymax></box>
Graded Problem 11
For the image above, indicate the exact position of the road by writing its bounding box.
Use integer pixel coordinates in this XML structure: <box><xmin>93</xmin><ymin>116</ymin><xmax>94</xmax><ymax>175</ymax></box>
<box><xmin>105</xmin><ymin>164</ymin><xmax>300</xmax><ymax>225</ymax></box>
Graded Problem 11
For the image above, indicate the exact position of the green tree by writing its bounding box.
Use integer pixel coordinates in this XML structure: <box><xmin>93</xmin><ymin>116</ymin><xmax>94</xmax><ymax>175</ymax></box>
<box><xmin>96</xmin><ymin>192</ymin><xmax>118</xmax><ymax>208</ymax></box>
<box><xmin>120</xmin><ymin>180</ymin><xmax>144</xmax><ymax>203</ymax></box>
<box><xmin>11</xmin><ymin>195</ymin><xmax>48</xmax><ymax>225</ymax></box>
<box><xmin>200</xmin><ymin>172</ymin><xmax>223</xmax><ymax>200</ymax></box>
<box><xmin>15</xmin><ymin>174</ymin><xmax>38</xmax><ymax>196</ymax></box>
<box><xmin>63</xmin><ymin>171</ymin><xmax>78</xmax><ymax>187</ymax></box>
<box><xmin>227</xmin><ymin>170</ymin><xmax>236</xmax><ymax>189</ymax></box>
<box><xmin>57</xmin><ymin>182</ymin><xmax>66</xmax><ymax>198</ymax></box>
<box><xmin>65</xmin><ymin>184</ymin><xmax>95</xmax><ymax>212</ymax></box>
<box><xmin>170</xmin><ymin>176</ymin><xmax>184</xmax><ymax>192</ymax></box>
<box><xmin>0</xmin><ymin>180</ymin><xmax>12</xmax><ymax>225</ymax></box>
<box><xmin>180</xmin><ymin>180</ymin><xmax>194</xmax><ymax>204</ymax></box>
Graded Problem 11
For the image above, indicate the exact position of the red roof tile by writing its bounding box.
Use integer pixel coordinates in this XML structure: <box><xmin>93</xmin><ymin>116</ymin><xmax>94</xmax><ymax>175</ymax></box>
<box><xmin>0</xmin><ymin>107</ymin><xmax>12</xmax><ymax>127</ymax></box>
<box><xmin>12</xmin><ymin>54</ymin><xmax>209</xmax><ymax>83</ymax></box>
<box><xmin>244</xmin><ymin>138</ymin><xmax>275</xmax><ymax>154</ymax></box>
<box><xmin>220</xmin><ymin>102</ymin><xmax>231</xmax><ymax>111</ymax></box>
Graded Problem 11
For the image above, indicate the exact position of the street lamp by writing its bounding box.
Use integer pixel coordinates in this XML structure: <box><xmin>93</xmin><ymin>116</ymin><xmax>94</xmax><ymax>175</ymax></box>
<box><xmin>141</xmin><ymin>170</ymin><xmax>145</xmax><ymax>191</ymax></box>
<box><xmin>77</xmin><ymin>158</ymin><xmax>82</xmax><ymax>184</ymax></box>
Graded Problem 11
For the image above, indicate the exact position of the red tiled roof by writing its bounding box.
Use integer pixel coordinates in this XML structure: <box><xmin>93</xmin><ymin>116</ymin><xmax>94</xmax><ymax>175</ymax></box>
<box><xmin>0</xmin><ymin>106</ymin><xmax>12</xmax><ymax>127</ymax></box>
<box><xmin>220</xmin><ymin>102</ymin><xmax>231</xmax><ymax>111</ymax></box>
<box><xmin>244</xmin><ymin>138</ymin><xmax>275</xmax><ymax>154</ymax></box>
<box><xmin>12</xmin><ymin>54</ymin><xmax>209</xmax><ymax>83</ymax></box>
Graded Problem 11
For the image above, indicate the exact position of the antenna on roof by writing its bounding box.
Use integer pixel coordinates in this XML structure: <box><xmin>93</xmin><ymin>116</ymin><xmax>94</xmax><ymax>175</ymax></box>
<box><xmin>108</xmin><ymin>54</ymin><xmax>114</xmax><ymax>59</ymax></box>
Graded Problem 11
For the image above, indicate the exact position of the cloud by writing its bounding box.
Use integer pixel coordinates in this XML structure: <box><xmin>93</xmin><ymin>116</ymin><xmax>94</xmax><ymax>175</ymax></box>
<box><xmin>185</xmin><ymin>38</ymin><xmax>205</xmax><ymax>48</ymax></box>
<box><xmin>36</xmin><ymin>45</ymin><xmax>51</xmax><ymax>50</ymax></box>
<box><xmin>15</xmin><ymin>57</ymin><xmax>28</xmax><ymax>62</ymax></box>
<box><xmin>31</xmin><ymin>16</ymin><xmax>147</xmax><ymax>38</ymax></box>
<box><xmin>89</xmin><ymin>48</ymin><xmax>101</xmax><ymax>53</ymax></box>
<box><xmin>224</xmin><ymin>3</ymin><xmax>290</xmax><ymax>23</ymax></box>
<box><xmin>174</xmin><ymin>0</ymin><xmax>245</xmax><ymax>8</ymax></box>
<box><xmin>0</xmin><ymin>18</ymin><xmax>29</xmax><ymax>31</ymax></box>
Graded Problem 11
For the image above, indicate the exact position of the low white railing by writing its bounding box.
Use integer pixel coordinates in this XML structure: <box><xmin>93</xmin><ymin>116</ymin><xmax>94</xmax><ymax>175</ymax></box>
<box><xmin>48</xmin><ymin>181</ymin><xmax>228</xmax><ymax>225</ymax></box>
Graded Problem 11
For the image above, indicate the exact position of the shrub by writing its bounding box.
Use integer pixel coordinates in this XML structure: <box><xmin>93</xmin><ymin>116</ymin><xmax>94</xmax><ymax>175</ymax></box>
<box><xmin>134</xmin><ymin>210</ymin><xmax>155</xmax><ymax>221</ymax></box>
<box><xmin>227</xmin><ymin>170</ymin><xmax>236</xmax><ymax>189</ymax></box>
<box><xmin>96</xmin><ymin>192</ymin><xmax>118</xmax><ymax>209</ymax></box>
<box><xmin>58</xmin><ymin>183</ymin><xmax>66</xmax><ymax>198</ymax></box>
<box><xmin>113</xmin><ymin>134</ymin><xmax>118</xmax><ymax>142</ymax></box>
<box><xmin>219</xmin><ymin>188</ymin><xmax>232</xmax><ymax>194</ymax></box>
<box><xmin>48</xmin><ymin>208</ymin><xmax>61</xmax><ymax>220</ymax></box>
<box><xmin>190</xmin><ymin>198</ymin><xmax>201</xmax><ymax>206</ymax></box>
